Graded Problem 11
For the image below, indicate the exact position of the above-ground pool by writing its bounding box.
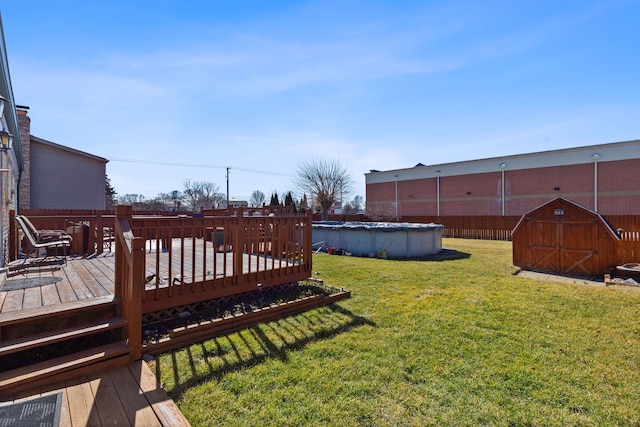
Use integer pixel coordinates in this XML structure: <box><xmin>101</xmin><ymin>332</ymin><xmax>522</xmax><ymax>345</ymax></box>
<box><xmin>312</xmin><ymin>221</ymin><xmax>444</xmax><ymax>259</ymax></box>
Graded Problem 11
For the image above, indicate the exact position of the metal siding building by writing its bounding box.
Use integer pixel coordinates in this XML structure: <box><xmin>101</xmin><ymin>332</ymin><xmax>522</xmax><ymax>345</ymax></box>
<box><xmin>30</xmin><ymin>136</ymin><xmax>107</xmax><ymax>209</ymax></box>
<box><xmin>365</xmin><ymin>140</ymin><xmax>640</xmax><ymax>217</ymax></box>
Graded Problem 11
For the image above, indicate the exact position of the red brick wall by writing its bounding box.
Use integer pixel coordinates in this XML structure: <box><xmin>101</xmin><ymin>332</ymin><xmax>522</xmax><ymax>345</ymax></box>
<box><xmin>367</xmin><ymin>158</ymin><xmax>640</xmax><ymax>216</ymax></box>
<box><xmin>17</xmin><ymin>109</ymin><xmax>30</xmax><ymax>209</ymax></box>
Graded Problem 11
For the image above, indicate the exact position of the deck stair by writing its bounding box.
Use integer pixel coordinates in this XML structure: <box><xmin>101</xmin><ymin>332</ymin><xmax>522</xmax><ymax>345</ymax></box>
<box><xmin>0</xmin><ymin>295</ymin><xmax>130</xmax><ymax>395</ymax></box>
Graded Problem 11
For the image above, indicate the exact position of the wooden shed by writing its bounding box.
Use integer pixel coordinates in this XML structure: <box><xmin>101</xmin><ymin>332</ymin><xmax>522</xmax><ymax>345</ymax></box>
<box><xmin>512</xmin><ymin>198</ymin><xmax>620</xmax><ymax>278</ymax></box>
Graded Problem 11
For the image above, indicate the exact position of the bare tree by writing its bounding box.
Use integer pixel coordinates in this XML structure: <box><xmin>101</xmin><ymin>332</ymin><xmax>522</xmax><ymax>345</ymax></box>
<box><xmin>118</xmin><ymin>194</ymin><xmax>145</xmax><ymax>205</ymax></box>
<box><xmin>153</xmin><ymin>191</ymin><xmax>184</xmax><ymax>211</ymax></box>
<box><xmin>183</xmin><ymin>180</ymin><xmax>201</xmax><ymax>210</ymax></box>
<box><xmin>200</xmin><ymin>181</ymin><xmax>223</xmax><ymax>209</ymax></box>
<box><xmin>344</xmin><ymin>195</ymin><xmax>364</xmax><ymax>214</ymax></box>
<box><xmin>250</xmin><ymin>190</ymin><xmax>266</xmax><ymax>207</ymax></box>
<box><xmin>183</xmin><ymin>180</ymin><xmax>223</xmax><ymax>211</ymax></box>
<box><xmin>293</xmin><ymin>158</ymin><xmax>354</xmax><ymax>220</ymax></box>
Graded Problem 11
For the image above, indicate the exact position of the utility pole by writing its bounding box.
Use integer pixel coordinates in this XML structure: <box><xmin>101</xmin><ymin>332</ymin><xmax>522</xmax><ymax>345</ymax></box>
<box><xmin>226</xmin><ymin>167</ymin><xmax>230</xmax><ymax>208</ymax></box>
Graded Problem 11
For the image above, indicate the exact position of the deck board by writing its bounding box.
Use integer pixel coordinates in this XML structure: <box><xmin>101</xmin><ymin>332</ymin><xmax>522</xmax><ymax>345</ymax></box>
<box><xmin>108</xmin><ymin>363</ymin><xmax>162</xmax><ymax>426</ymax></box>
<box><xmin>61</xmin><ymin>263</ymin><xmax>95</xmax><ymax>302</ymax></box>
<box><xmin>21</xmin><ymin>287</ymin><xmax>41</xmax><ymax>310</ymax></box>
<box><xmin>55</xmin><ymin>280</ymin><xmax>78</xmax><ymax>304</ymax></box>
<box><xmin>1</xmin><ymin>291</ymin><xmax>22</xmax><ymax>313</ymax></box>
<box><xmin>65</xmin><ymin>376</ymin><xmax>102</xmax><ymax>426</ymax></box>
<box><xmin>75</xmin><ymin>260</ymin><xmax>110</xmax><ymax>297</ymax></box>
<box><xmin>40</xmin><ymin>283</ymin><xmax>62</xmax><ymax>306</ymax></box>
<box><xmin>0</xmin><ymin>361</ymin><xmax>189</xmax><ymax>426</ymax></box>
<box><xmin>87</xmin><ymin>370</ymin><xmax>131</xmax><ymax>425</ymax></box>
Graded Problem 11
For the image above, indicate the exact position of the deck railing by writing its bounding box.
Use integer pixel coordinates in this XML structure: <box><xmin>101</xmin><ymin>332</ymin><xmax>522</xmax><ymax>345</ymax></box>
<box><xmin>126</xmin><ymin>209</ymin><xmax>313</xmax><ymax>314</ymax></box>
<box><xmin>111</xmin><ymin>206</ymin><xmax>313</xmax><ymax>359</ymax></box>
<box><xmin>114</xmin><ymin>205</ymin><xmax>145</xmax><ymax>361</ymax></box>
<box><xmin>9</xmin><ymin>209</ymin><xmax>115</xmax><ymax>260</ymax></box>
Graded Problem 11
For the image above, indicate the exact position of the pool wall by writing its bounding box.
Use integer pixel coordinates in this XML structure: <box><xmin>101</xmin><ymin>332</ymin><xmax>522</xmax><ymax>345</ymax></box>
<box><xmin>312</xmin><ymin>221</ymin><xmax>444</xmax><ymax>259</ymax></box>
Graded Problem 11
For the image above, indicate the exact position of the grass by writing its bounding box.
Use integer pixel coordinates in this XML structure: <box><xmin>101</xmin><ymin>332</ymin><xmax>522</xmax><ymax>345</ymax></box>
<box><xmin>148</xmin><ymin>238</ymin><xmax>640</xmax><ymax>426</ymax></box>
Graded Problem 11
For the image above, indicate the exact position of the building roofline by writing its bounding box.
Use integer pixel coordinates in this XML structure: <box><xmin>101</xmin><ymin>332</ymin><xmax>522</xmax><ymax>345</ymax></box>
<box><xmin>365</xmin><ymin>139</ymin><xmax>640</xmax><ymax>183</ymax></box>
<box><xmin>30</xmin><ymin>135</ymin><xmax>109</xmax><ymax>163</ymax></box>
<box><xmin>0</xmin><ymin>15</ymin><xmax>23</xmax><ymax>172</ymax></box>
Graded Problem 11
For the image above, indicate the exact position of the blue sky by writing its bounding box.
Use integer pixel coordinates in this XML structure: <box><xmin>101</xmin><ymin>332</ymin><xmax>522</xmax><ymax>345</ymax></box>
<box><xmin>2</xmin><ymin>0</ymin><xmax>639</xmax><ymax>203</ymax></box>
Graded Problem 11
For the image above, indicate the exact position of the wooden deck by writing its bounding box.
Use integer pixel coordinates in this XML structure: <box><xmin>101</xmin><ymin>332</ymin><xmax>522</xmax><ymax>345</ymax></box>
<box><xmin>1</xmin><ymin>252</ymin><xmax>193</xmax><ymax>425</ymax></box>
<box><xmin>0</xmin><ymin>360</ymin><xmax>190</xmax><ymax>426</ymax></box>
<box><xmin>0</xmin><ymin>239</ymin><xmax>291</xmax><ymax>315</ymax></box>
<box><xmin>0</xmin><ymin>228</ymin><xmax>312</xmax><ymax>425</ymax></box>
<box><xmin>1</xmin><ymin>253</ymin><xmax>116</xmax><ymax>314</ymax></box>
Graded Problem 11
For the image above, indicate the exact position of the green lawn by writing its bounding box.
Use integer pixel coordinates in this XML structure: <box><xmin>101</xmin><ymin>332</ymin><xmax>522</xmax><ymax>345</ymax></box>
<box><xmin>149</xmin><ymin>238</ymin><xmax>640</xmax><ymax>426</ymax></box>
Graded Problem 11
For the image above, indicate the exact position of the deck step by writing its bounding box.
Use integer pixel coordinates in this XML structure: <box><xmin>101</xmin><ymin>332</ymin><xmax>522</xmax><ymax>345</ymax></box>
<box><xmin>0</xmin><ymin>317</ymin><xmax>127</xmax><ymax>357</ymax></box>
<box><xmin>0</xmin><ymin>295</ymin><xmax>119</xmax><ymax>327</ymax></box>
<box><xmin>0</xmin><ymin>296</ymin><xmax>121</xmax><ymax>342</ymax></box>
<box><xmin>0</xmin><ymin>341</ymin><xmax>130</xmax><ymax>395</ymax></box>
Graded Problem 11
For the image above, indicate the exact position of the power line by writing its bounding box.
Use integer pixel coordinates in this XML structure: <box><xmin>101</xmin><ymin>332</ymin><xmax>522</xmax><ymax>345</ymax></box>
<box><xmin>109</xmin><ymin>157</ymin><xmax>292</xmax><ymax>177</ymax></box>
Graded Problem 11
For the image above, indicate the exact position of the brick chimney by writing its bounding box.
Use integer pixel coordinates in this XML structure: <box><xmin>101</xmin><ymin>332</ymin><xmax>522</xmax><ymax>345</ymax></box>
<box><xmin>17</xmin><ymin>108</ymin><xmax>30</xmax><ymax>209</ymax></box>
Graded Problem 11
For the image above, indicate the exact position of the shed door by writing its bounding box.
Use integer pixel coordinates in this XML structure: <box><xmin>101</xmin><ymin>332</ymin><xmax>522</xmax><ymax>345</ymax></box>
<box><xmin>526</xmin><ymin>219</ymin><xmax>561</xmax><ymax>273</ymax></box>
<box><xmin>559</xmin><ymin>220</ymin><xmax>598</xmax><ymax>276</ymax></box>
<box><xmin>526</xmin><ymin>218</ymin><xmax>599</xmax><ymax>276</ymax></box>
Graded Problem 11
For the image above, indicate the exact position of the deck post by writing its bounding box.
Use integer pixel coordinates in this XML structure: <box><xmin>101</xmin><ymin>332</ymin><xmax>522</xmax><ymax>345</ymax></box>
<box><xmin>8</xmin><ymin>209</ymin><xmax>16</xmax><ymax>261</ymax></box>
<box><xmin>128</xmin><ymin>236</ymin><xmax>145</xmax><ymax>361</ymax></box>
<box><xmin>115</xmin><ymin>205</ymin><xmax>145</xmax><ymax>361</ymax></box>
<box><xmin>233</xmin><ymin>208</ymin><xmax>246</xmax><ymax>285</ymax></box>
<box><xmin>93</xmin><ymin>211</ymin><xmax>102</xmax><ymax>255</ymax></box>
<box><xmin>114</xmin><ymin>205</ymin><xmax>132</xmax><ymax>302</ymax></box>
<box><xmin>304</xmin><ymin>209</ymin><xmax>313</xmax><ymax>275</ymax></box>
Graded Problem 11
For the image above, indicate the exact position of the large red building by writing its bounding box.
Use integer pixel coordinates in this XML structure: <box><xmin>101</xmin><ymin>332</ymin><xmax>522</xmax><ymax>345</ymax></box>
<box><xmin>365</xmin><ymin>140</ymin><xmax>640</xmax><ymax>217</ymax></box>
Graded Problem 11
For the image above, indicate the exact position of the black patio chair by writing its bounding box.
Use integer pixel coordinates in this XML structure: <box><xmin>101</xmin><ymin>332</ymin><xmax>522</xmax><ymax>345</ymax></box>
<box><xmin>14</xmin><ymin>215</ymin><xmax>72</xmax><ymax>269</ymax></box>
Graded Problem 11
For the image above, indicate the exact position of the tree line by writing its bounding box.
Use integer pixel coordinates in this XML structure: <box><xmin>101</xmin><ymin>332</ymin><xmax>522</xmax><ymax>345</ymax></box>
<box><xmin>107</xmin><ymin>158</ymin><xmax>364</xmax><ymax>218</ymax></box>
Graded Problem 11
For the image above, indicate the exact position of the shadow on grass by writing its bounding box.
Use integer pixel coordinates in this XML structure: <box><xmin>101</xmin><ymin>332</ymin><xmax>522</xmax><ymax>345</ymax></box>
<box><xmin>155</xmin><ymin>303</ymin><xmax>375</xmax><ymax>398</ymax></box>
<box><xmin>377</xmin><ymin>248</ymin><xmax>471</xmax><ymax>262</ymax></box>
<box><xmin>423</xmin><ymin>248</ymin><xmax>471</xmax><ymax>261</ymax></box>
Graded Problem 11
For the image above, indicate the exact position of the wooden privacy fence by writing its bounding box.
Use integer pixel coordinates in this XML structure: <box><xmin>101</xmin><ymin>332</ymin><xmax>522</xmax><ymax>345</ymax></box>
<box><xmin>316</xmin><ymin>214</ymin><xmax>521</xmax><ymax>240</ymax></box>
<box><xmin>607</xmin><ymin>215</ymin><xmax>640</xmax><ymax>263</ymax></box>
<box><xmin>318</xmin><ymin>214</ymin><xmax>640</xmax><ymax>243</ymax></box>
<box><xmin>14</xmin><ymin>210</ymin><xmax>639</xmax><ymax>249</ymax></box>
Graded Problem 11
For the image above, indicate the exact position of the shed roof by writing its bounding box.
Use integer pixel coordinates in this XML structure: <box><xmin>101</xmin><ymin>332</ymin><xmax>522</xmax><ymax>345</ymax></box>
<box><xmin>512</xmin><ymin>197</ymin><xmax>619</xmax><ymax>240</ymax></box>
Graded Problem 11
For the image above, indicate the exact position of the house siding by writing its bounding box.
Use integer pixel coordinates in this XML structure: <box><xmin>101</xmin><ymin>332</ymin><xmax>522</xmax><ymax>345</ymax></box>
<box><xmin>30</xmin><ymin>140</ymin><xmax>107</xmax><ymax>209</ymax></box>
<box><xmin>1</xmin><ymin>17</ymin><xmax>22</xmax><ymax>270</ymax></box>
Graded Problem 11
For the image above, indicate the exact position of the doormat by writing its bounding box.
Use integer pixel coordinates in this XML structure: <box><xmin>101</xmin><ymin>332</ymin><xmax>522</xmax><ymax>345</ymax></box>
<box><xmin>0</xmin><ymin>392</ymin><xmax>62</xmax><ymax>427</ymax></box>
<box><xmin>0</xmin><ymin>276</ymin><xmax>63</xmax><ymax>292</ymax></box>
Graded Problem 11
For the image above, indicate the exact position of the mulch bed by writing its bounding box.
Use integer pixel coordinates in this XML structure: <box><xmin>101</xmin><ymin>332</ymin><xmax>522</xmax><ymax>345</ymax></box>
<box><xmin>142</xmin><ymin>280</ymin><xmax>339</xmax><ymax>345</ymax></box>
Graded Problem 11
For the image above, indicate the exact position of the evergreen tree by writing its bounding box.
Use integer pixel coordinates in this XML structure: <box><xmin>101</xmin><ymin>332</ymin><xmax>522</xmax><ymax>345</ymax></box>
<box><xmin>283</xmin><ymin>191</ymin><xmax>296</xmax><ymax>213</ymax></box>
<box><xmin>105</xmin><ymin>175</ymin><xmax>117</xmax><ymax>209</ymax></box>
<box><xmin>299</xmin><ymin>194</ymin><xmax>309</xmax><ymax>212</ymax></box>
<box><xmin>269</xmin><ymin>191</ymin><xmax>280</xmax><ymax>206</ymax></box>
